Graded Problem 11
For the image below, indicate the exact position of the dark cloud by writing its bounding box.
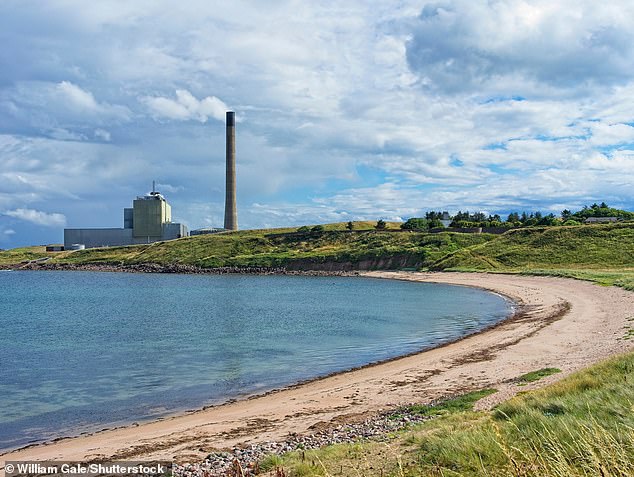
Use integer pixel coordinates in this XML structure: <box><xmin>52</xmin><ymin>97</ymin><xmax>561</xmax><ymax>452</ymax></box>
<box><xmin>406</xmin><ymin>1</ymin><xmax>634</xmax><ymax>94</ymax></box>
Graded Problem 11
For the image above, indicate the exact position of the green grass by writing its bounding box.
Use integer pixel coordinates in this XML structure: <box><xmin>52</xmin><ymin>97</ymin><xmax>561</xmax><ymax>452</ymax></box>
<box><xmin>433</xmin><ymin>223</ymin><xmax>634</xmax><ymax>270</ymax></box>
<box><xmin>516</xmin><ymin>367</ymin><xmax>561</xmax><ymax>385</ymax></box>
<box><xmin>2</xmin><ymin>222</ymin><xmax>633</xmax><ymax>292</ymax></box>
<box><xmin>31</xmin><ymin>224</ymin><xmax>495</xmax><ymax>270</ymax></box>
<box><xmin>401</xmin><ymin>389</ymin><xmax>497</xmax><ymax>418</ymax></box>
<box><xmin>259</xmin><ymin>352</ymin><xmax>634</xmax><ymax>476</ymax></box>
<box><xmin>432</xmin><ymin>223</ymin><xmax>634</xmax><ymax>290</ymax></box>
<box><xmin>0</xmin><ymin>246</ymin><xmax>51</xmax><ymax>266</ymax></box>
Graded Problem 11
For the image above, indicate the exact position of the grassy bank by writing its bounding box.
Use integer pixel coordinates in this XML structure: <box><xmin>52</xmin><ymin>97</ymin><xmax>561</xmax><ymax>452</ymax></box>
<box><xmin>5</xmin><ymin>224</ymin><xmax>494</xmax><ymax>270</ymax></box>
<box><xmin>258</xmin><ymin>351</ymin><xmax>634</xmax><ymax>476</ymax></box>
<box><xmin>431</xmin><ymin>223</ymin><xmax>634</xmax><ymax>290</ymax></box>
<box><xmin>2</xmin><ymin>223</ymin><xmax>632</xmax><ymax>288</ymax></box>
<box><xmin>0</xmin><ymin>246</ymin><xmax>50</xmax><ymax>266</ymax></box>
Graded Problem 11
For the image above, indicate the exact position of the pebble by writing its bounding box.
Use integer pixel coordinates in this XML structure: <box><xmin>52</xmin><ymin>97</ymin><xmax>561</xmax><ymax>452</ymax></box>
<box><xmin>173</xmin><ymin>406</ymin><xmax>432</xmax><ymax>476</ymax></box>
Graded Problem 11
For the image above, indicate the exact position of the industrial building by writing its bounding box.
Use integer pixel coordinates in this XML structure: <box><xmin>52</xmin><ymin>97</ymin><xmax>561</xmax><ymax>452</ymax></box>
<box><xmin>64</xmin><ymin>188</ymin><xmax>188</xmax><ymax>249</ymax></box>
<box><xmin>63</xmin><ymin>110</ymin><xmax>237</xmax><ymax>249</ymax></box>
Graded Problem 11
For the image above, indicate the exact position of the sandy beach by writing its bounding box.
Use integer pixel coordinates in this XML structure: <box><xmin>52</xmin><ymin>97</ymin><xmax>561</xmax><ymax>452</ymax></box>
<box><xmin>2</xmin><ymin>272</ymin><xmax>633</xmax><ymax>469</ymax></box>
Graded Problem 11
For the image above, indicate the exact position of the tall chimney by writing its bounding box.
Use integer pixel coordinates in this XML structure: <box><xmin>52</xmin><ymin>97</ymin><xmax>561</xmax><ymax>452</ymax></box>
<box><xmin>224</xmin><ymin>111</ymin><xmax>238</xmax><ymax>230</ymax></box>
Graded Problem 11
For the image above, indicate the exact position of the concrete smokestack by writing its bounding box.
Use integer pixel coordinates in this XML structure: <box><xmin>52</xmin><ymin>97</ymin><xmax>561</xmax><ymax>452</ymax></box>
<box><xmin>224</xmin><ymin>111</ymin><xmax>238</xmax><ymax>231</ymax></box>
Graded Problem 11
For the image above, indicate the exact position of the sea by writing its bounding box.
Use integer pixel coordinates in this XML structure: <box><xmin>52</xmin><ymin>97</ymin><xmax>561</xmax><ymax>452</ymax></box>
<box><xmin>0</xmin><ymin>270</ymin><xmax>512</xmax><ymax>451</ymax></box>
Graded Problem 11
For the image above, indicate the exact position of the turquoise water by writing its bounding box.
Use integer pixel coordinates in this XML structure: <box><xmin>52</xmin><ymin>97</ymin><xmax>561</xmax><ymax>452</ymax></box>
<box><xmin>0</xmin><ymin>271</ymin><xmax>511</xmax><ymax>451</ymax></box>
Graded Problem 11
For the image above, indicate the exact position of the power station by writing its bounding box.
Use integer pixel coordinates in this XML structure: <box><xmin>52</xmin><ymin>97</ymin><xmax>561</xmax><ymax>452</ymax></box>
<box><xmin>63</xmin><ymin>111</ymin><xmax>238</xmax><ymax>249</ymax></box>
<box><xmin>64</xmin><ymin>185</ymin><xmax>188</xmax><ymax>249</ymax></box>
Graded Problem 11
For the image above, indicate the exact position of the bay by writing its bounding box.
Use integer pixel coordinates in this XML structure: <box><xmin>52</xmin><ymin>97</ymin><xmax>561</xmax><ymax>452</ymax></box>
<box><xmin>0</xmin><ymin>271</ymin><xmax>511</xmax><ymax>450</ymax></box>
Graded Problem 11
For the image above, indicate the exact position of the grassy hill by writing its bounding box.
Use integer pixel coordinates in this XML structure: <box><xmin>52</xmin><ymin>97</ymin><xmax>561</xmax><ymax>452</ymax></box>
<box><xmin>432</xmin><ymin>223</ymin><xmax>634</xmax><ymax>270</ymax></box>
<box><xmin>46</xmin><ymin>225</ymin><xmax>494</xmax><ymax>270</ymax></box>
<box><xmin>0</xmin><ymin>246</ymin><xmax>51</xmax><ymax>266</ymax></box>
<box><xmin>2</xmin><ymin>222</ymin><xmax>633</xmax><ymax>288</ymax></box>
<box><xmin>430</xmin><ymin>222</ymin><xmax>634</xmax><ymax>290</ymax></box>
<box><xmin>0</xmin><ymin>222</ymin><xmax>634</xmax><ymax>290</ymax></box>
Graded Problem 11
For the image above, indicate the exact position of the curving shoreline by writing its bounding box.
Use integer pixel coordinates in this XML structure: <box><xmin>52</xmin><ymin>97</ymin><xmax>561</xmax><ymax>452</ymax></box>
<box><xmin>1</xmin><ymin>271</ymin><xmax>633</xmax><ymax>471</ymax></box>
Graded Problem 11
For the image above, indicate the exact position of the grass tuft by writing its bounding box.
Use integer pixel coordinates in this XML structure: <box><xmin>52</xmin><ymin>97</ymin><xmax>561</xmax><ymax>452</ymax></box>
<box><xmin>260</xmin><ymin>352</ymin><xmax>634</xmax><ymax>476</ymax></box>
<box><xmin>405</xmin><ymin>388</ymin><xmax>497</xmax><ymax>417</ymax></box>
<box><xmin>516</xmin><ymin>367</ymin><xmax>561</xmax><ymax>385</ymax></box>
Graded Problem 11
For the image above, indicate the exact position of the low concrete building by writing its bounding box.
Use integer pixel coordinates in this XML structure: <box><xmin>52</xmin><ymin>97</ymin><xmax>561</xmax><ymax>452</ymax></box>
<box><xmin>584</xmin><ymin>217</ymin><xmax>618</xmax><ymax>224</ymax></box>
<box><xmin>64</xmin><ymin>190</ymin><xmax>188</xmax><ymax>249</ymax></box>
<box><xmin>190</xmin><ymin>227</ymin><xmax>225</xmax><ymax>236</ymax></box>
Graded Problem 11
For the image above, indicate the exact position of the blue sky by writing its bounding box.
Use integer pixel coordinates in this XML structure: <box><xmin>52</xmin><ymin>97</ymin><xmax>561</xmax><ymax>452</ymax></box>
<box><xmin>1</xmin><ymin>0</ymin><xmax>634</xmax><ymax>248</ymax></box>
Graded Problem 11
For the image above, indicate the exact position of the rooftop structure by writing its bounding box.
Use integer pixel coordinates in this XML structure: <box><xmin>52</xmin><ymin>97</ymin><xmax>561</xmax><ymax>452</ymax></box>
<box><xmin>585</xmin><ymin>217</ymin><xmax>619</xmax><ymax>224</ymax></box>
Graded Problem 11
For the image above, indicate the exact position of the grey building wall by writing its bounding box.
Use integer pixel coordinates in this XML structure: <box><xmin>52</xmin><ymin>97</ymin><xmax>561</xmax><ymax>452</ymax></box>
<box><xmin>162</xmin><ymin>223</ymin><xmax>188</xmax><ymax>240</ymax></box>
<box><xmin>123</xmin><ymin>208</ymin><xmax>134</xmax><ymax>229</ymax></box>
<box><xmin>64</xmin><ymin>228</ymin><xmax>135</xmax><ymax>249</ymax></box>
<box><xmin>64</xmin><ymin>224</ymin><xmax>189</xmax><ymax>249</ymax></box>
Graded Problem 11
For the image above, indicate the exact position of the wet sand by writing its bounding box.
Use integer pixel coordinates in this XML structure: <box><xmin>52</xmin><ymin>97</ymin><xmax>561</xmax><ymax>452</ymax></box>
<box><xmin>1</xmin><ymin>272</ymin><xmax>632</xmax><ymax>469</ymax></box>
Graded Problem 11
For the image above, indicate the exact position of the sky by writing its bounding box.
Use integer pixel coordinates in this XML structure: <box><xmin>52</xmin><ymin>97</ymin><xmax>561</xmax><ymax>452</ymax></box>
<box><xmin>1</xmin><ymin>0</ymin><xmax>634</xmax><ymax>248</ymax></box>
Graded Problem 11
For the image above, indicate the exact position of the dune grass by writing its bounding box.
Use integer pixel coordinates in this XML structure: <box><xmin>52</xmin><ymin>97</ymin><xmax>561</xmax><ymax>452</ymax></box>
<box><xmin>258</xmin><ymin>352</ymin><xmax>634</xmax><ymax>476</ymax></box>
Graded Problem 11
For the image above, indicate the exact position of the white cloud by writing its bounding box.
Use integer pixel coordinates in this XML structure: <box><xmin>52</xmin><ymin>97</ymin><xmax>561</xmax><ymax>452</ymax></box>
<box><xmin>4</xmin><ymin>228</ymin><xmax>15</xmax><ymax>235</ymax></box>
<box><xmin>4</xmin><ymin>208</ymin><xmax>67</xmax><ymax>227</ymax></box>
<box><xmin>155</xmin><ymin>183</ymin><xmax>183</xmax><ymax>194</ymax></box>
<box><xmin>142</xmin><ymin>90</ymin><xmax>228</xmax><ymax>122</ymax></box>
<box><xmin>0</xmin><ymin>81</ymin><xmax>131</xmax><ymax>138</ymax></box>
<box><xmin>94</xmin><ymin>128</ymin><xmax>111</xmax><ymax>141</ymax></box>
<box><xmin>57</xmin><ymin>81</ymin><xmax>99</xmax><ymax>111</ymax></box>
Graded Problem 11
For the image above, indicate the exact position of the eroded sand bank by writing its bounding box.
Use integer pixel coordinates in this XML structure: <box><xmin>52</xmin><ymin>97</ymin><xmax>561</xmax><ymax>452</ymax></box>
<box><xmin>2</xmin><ymin>272</ymin><xmax>632</xmax><ymax>468</ymax></box>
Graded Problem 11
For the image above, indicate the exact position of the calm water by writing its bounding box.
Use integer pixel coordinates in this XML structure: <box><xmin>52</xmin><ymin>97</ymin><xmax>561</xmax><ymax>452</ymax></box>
<box><xmin>0</xmin><ymin>271</ymin><xmax>511</xmax><ymax>450</ymax></box>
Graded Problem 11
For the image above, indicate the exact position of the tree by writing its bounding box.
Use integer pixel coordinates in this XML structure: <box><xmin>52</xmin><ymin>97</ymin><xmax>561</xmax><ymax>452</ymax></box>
<box><xmin>346</xmin><ymin>221</ymin><xmax>354</xmax><ymax>231</ymax></box>
<box><xmin>537</xmin><ymin>213</ymin><xmax>556</xmax><ymax>226</ymax></box>
<box><xmin>507</xmin><ymin>212</ymin><xmax>520</xmax><ymax>223</ymax></box>
<box><xmin>375</xmin><ymin>219</ymin><xmax>386</xmax><ymax>230</ymax></box>
<box><xmin>428</xmin><ymin>218</ymin><xmax>444</xmax><ymax>229</ymax></box>
<box><xmin>311</xmin><ymin>225</ymin><xmax>324</xmax><ymax>233</ymax></box>
<box><xmin>473</xmin><ymin>212</ymin><xmax>486</xmax><ymax>222</ymax></box>
<box><xmin>561</xmin><ymin>209</ymin><xmax>572</xmax><ymax>220</ymax></box>
<box><xmin>425</xmin><ymin>211</ymin><xmax>443</xmax><ymax>221</ymax></box>
<box><xmin>401</xmin><ymin>218</ymin><xmax>429</xmax><ymax>230</ymax></box>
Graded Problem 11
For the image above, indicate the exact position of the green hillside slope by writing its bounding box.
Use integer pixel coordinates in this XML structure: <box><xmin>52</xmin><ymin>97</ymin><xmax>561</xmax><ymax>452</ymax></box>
<box><xmin>432</xmin><ymin>223</ymin><xmax>634</xmax><ymax>289</ymax></box>
<box><xmin>49</xmin><ymin>227</ymin><xmax>494</xmax><ymax>270</ymax></box>
<box><xmin>3</xmin><ymin>223</ymin><xmax>633</xmax><ymax>288</ymax></box>
<box><xmin>432</xmin><ymin>223</ymin><xmax>633</xmax><ymax>269</ymax></box>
